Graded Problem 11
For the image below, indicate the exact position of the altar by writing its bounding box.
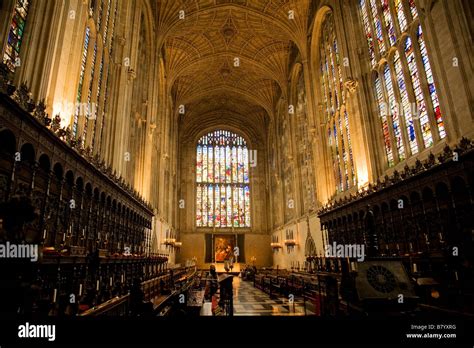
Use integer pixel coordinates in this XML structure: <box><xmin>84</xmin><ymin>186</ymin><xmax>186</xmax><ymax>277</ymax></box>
<box><xmin>204</xmin><ymin>263</ymin><xmax>241</xmax><ymax>274</ymax></box>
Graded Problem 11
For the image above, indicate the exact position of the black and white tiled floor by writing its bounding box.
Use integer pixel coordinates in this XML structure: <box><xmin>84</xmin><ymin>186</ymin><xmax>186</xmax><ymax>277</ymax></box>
<box><xmin>232</xmin><ymin>277</ymin><xmax>315</xmax><ymax>316</ymax></box>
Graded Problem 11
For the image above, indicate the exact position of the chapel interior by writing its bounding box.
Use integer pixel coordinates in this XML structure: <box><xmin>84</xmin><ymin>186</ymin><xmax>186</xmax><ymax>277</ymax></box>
<box><xmin>0</xmin><ymin>0</ymin><xmax>473</xmax><ymax>318</ymax></box>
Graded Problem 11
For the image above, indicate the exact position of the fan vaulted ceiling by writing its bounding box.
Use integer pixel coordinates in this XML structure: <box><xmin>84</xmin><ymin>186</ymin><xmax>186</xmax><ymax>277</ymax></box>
<box><xmin>153</xmin><ymin>0</ymin><xmax>312</xmax><ymax>141</ymax></box>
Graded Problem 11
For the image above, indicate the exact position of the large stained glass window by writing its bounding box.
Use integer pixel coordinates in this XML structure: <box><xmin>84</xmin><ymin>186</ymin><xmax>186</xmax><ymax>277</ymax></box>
<box><xmin>196</xmin><ymin>130</ymin><xmax>250</xmax><ymax>228</ymax></box>
<box><xmin>417</xmin><ymin>25</ymin><xmax>446</xmax><ymax>139</ymax></box>
<box><xmin>381</xmin><ymin>0</ymin><xmax>396</xmax><ymax>46</ymax></box>
<box><xmin>320</xmin><ymin>11</ymin><xmax>355</xmax><ymax>193</ymax></box>
<box><xmin>3</xmin><ymin>0</ymin><xmax>30</xmax><ymax>72</ymax></box>
<box><xmin>359</xmin><ymin>0</ymin><xmax>446</xmax><ymax>167</ymax></box>
<box><xmin>82</xmin><ymin>43</ymin><xmax>98</xmax><ymax>144</ymax></box>
<box><xmin>73</xmin><ymin>27</ymin><xmax>91</xmax><ymax>136</ymax></box>
<box><xmin>394</xmin><ymin>50</ymin><xmax>418</xmax><ymax>155</ymax></box>
<box><xmin>98</xmin><ymin>0</ymin><xmax>118</xmax><ymax>154</ymax></box>
<box><xmin>73</xmin><ymin>0</ymin><xmax>118</xmax><ymax>152</ymax></box>
<box><xmin>370</xmin><ymin>0</ymin><xmax>386</xmax><ymax>56</ymax></box>
<box><xmin>383</xmin><ymin>63</ymin><xmax>405</xmax><ymax>161</ymax></box>
<box><xmin>375</xmin><ymin>73</ymin><xmax>394</xmax><ymax>166</ymax></box>
<box><xmin>295</xmin><ymin>70</ymin><xmax>316</xmax><ymax>212</ymax></box>
<box><xmin>395</xmin><ymin>0</ymin><xmax>407</xmax><ymax>32</ymax></box>
<box><xmin>360</xmin><ymin>0</ymin><xmax>376</xmax><ymax>68</ymax></box>
<box><xmin>405</xmin><ymin>36</ymin><xmax>432</xmax><ymax>148</ymax></box>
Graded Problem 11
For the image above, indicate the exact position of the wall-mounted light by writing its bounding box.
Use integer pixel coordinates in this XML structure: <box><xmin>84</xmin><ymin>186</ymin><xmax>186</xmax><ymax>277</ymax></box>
<box><xmin>271</xmin><ymin>235</ymin><xmax>282</xmax><ymax>251</ymax></box>
<box><xmin>284</xmin><ymin>229</ymin><xmax>297</xmax><ymax>253</ymax></box>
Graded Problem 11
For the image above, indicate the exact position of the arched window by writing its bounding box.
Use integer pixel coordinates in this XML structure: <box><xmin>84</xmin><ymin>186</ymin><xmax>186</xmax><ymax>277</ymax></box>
<box><xmin>295</xmin><ymin>70</ymin><xmax>316</xmax><ymax>212</ymax></box>
<box><xmin>73</xmin><ymin>0</ymin><xmax>118</xmax><ymax>152</ymax></box>
<box><xmin>319</xmin><ymin>11</ymin><xmax>355</xmax><ymax>193</ymax></box>
<box><xmin>383</xmin><ymin>63</ymin><xmax>404</xmax><ymax>160</ymax></box>
<box><xmin>2</xmin><ymin>0</ymin><xmax>30</xmax><ymax>72</ymax></box>
<box><xmin>416</xmin><ymin>25</ymin><xmax>445</xmax><ymax>139</ymax></box>
<box><xmin>359</xmin><ymin>0</ymin><xmax>446</xmax><ymax>167</ymax></box>
<box><xmin>97</xmin><ymin>0</ymin><xmax>118</xmax><ymax>154</ymax></box>
<box><xmin>375</xmin><ymin>72</ymin><xmax>394</xmax><ymax>165</ymax></box>
<box><xmin>73</xmin><ymin>26</ymin><xmax>91</xmax><ymax>136</ymax></box>
<box><xmin>394</xmin><ymin>50</ymin><xmax>417</xmax><ymax>155</ymax></box>
<box><xmin>196</xmin><ymin>130</ymin><xmax>250</xmax><ymax>228</ymax></box>
<box><xmin>370</xmin><ymin>0</ymin><xmax>386</xmax><ymax>56</ymax></box>
<box><xmin>82</xmin><ymin>43</ymin><xmax>98</xmax><ymax>143</ymax></box>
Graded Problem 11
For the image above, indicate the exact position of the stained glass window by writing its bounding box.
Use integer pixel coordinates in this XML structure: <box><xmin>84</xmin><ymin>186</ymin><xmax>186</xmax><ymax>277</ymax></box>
<box><xmin>97</xmin><ymin>0</ymin><xmax>117</xmax><ymax>154</ymax></box>
<box><xmin>103</xmin><ymin>0</ymin><xmax>111</xmax><ymax>44</ymax></box>
<box><xmin>90</xmin><ymin>56</ymin><xmax>104</xmax><ymax>148</ymax></box>
<box><xmin>405</xmin><ymin>37</ymin><xmax>432</xmax><ymax>148</ymax></box>
<box><xmin>295</xmin><ymin>68</ymin><xmax>316</xmax><ymax>212</ymax></box>
<box><xmin>73</xmin><ymin>27</ymin><xmax>91</xmax><ymax>136</ymax></box>
<box><xmin>3</xmin><ymin>0</ymin><xmax>30</xmax><ymax>72</ymax></box>
<box><xmin>395</xmin><ymin>0</ymin><xmax>407</xmax><ymax>32</ymax></box>
<box><xmin>383</xmin><ymin>63</ymin><xmax>405</xmax><ymax>160</ymax></box>
<box><xmin>82</xmin><ymin>43</ymin><xmax>98</xmax><ymax>144</ymax></box>
<box><xmin>109</xmin><ymin>1</ymin><xmax>118</xmax><ymax>56</ymax></box>
<box><xmin>360</xmin><ymin>0</ymin><xmax>376</xmax><ymax>67</ymax></box>
<box><xmin>381</xmin><ymin>0</ymin><xmax>396</xmax><ymax>45</ymax></box>
<box><xmin>375</xmin><ymin>74</ymin><xmax>394</xmax><ymax>166</ymax></box>
<box><xmin>394</xmin><ymin>50</ymin><xmax>418</xmax><ymax>155</ymax></box>
<box><xmin>74</xmin><ymin>0</ymin><xmax>117</xmax><ymax>151</ymax></box>
<box><xmin>409</xmin><ymin>0</ymin><xmax>418</xmax><ymax>19</ymax></box>
<box><xmin>196</xmin><ymin>130</ymin><xmax>250</xmax><ymax>228</ymax></box>
<box><xmin>320</xmin><ymin>12</ymin><xmax>355</xmax><ymax>193</ymax></box>
<box><xmin>370</xmin><ymin>0</ymin><xmax>386</xmax><ymax>56</ymax></box>
<box><xmin>360</xmin><ymin>0</ymin><xmax>446</xmax><ymax>165</ymax></box>
<box><xmin>97</xmin><ymin>0</ymin><xmax>104</xmax><ymax>29</ymax></box>
<box><xmin>417</xmin><ymin>25</ymin><xmax>446</xmax><ymax>139</ymax></box>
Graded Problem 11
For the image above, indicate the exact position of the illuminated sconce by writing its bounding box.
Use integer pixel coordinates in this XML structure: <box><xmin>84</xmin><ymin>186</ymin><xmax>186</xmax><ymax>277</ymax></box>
<box><xmin>284</xmin><ymin>229</ymin><xmax>297</xmax><ymax>253</ymax></box>
<box><xmin>271</xmin><ymin>235</ymin><xmax>282</xmax><ymax>251</ymax></box>
<box><xmin>162</xmin><ymin>238</ymin><xmax>175</xmax><ymax>246</ymax></box>
<box><xmin>162</xmin><ymin>229</ymin><xmax>176</xmax><ymax>247</ymax></box>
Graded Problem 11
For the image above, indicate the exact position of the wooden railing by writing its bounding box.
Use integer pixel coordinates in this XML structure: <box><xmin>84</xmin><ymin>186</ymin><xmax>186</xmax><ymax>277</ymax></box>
<box><xmin>80</xmin><ymin>266</ymin><xmax>197</xmax><ymax>316</ymax></box>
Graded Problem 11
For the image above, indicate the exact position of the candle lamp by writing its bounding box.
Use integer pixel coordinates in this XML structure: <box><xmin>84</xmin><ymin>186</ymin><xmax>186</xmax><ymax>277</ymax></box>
<box><xmin>284</xmin><ymin>229</ymin><xmax>297</xmax><ymax>253</ymax></box>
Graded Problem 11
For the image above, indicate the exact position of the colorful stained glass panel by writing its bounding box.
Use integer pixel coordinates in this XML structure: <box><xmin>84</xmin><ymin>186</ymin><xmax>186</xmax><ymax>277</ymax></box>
<box><xmin>3</xmin><ymin>0</ymin><xmax>30</xmax><ymax>72</ymax></box>
<box><xmin>196</xmin><ymin>130</ymin><xmax>250</xmax><ymax>228</ymax></box>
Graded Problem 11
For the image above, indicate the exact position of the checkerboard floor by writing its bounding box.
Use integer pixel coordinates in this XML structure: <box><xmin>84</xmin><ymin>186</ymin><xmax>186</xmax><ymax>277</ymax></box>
<box><xmin>232</xmin><ymin>277</ymin><xmax>315</xmax><ymax>316</ymax></box>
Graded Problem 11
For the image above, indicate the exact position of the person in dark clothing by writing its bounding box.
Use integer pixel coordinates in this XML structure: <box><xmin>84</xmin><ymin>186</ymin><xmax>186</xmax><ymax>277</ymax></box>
<box><xmin>205</xmin><ymin>265</ymin><xmax>218</xmax><ymax>301</ymax></box>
